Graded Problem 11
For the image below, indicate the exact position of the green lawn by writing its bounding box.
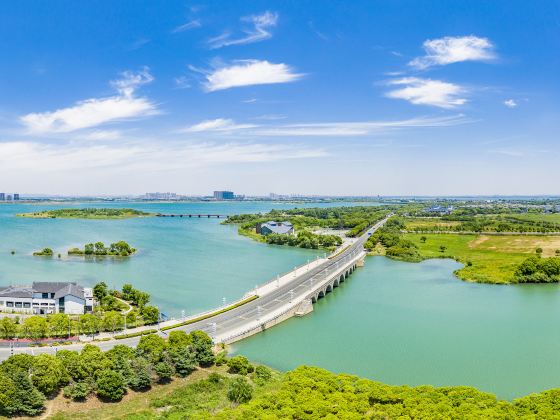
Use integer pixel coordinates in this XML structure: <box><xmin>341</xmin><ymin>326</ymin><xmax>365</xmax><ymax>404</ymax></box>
<box><xmin>404</xmin><ymin>233</ymin><xmax>560</xmax><ymax>284</ymax></box>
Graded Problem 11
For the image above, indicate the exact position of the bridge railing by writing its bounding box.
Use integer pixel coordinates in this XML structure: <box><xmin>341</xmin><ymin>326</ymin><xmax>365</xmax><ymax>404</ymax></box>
<box><xmin>220</xmin><ymin>250</ymin><xmax>366</xmax><ymax>344</ymax></box>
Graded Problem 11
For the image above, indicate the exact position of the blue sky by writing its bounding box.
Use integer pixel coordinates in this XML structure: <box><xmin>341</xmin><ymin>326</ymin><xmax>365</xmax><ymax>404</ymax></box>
<box><xmin>0</xmin><ymin>0</ymin><xmax>558</xmax><ymax>196</ymax></box>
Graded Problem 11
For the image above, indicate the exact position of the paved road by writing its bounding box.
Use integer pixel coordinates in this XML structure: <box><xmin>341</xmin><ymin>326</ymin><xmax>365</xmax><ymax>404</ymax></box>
<box><xmin>0</xmin><ymin>215</ymin><xmax>391</xmax><ymax>359</ymax></box>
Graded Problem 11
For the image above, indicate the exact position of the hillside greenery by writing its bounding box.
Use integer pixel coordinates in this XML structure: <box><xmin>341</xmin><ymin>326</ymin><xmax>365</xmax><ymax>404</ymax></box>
<box><xmin>44</xmin><ymin>364</ymin><xmax>560</xmax><ymax>419</ymax></box>
<box><xmin>17</xmin><ymin>208</ymin><xmax>153</xmax><ymax>219</ymax></box>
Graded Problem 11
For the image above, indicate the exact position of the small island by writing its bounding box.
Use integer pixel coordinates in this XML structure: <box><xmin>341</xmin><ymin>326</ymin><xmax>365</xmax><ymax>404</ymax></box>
<box><xmin>68</xmin><ymin>241</ymin><xmax>136</xmax><ymax>257</ymax></box>
<box><xmin>32</xmin><ymin>247</ymin><xmax>54</xmax><ymax>256</ymax></box>
<box><xmin>17</xmin><ymin>208</ymin><xmax>154</xmax><ymax>219</ymax></box>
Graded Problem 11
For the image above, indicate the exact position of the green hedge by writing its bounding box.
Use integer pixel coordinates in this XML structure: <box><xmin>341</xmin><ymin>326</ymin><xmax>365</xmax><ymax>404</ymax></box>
<box><xmin>161</xmin><ymin>295</ymin><xmax>258</xmax><ymax>332</ymax></box>
<box><xmin>114</xmin><ymin>329</ymin><xmax>157</xmax><ymax>339</ymax></box>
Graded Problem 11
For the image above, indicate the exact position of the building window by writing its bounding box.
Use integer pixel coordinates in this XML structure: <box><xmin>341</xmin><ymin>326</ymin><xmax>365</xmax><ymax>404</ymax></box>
<box><xmin>0</xmin><ymin>301</ymin><xmax>4</xmax><ymax>306</ymax></box>
<box><xmin>23</xmin><ymin>302</ymin><xmax>31</xmax><ymax>308</ymax></box>
<box><xmin>42</xmin><ymin>293</ymin><xmax>48</xmax><ymax>299</ymax></box>
<box><xmin>6</xmin><ymin>302</ymin><xmax>13</xmax><ymax>307</ymax></box>
<box><xmin>41</xmin><ymin>303</ymin><xmax>48</xmax><ymax>306</ymax></box>
<box><xmin>15</xmin><ymin>302</ymin><xmax>22</xmax><ymax>308</ymax></box>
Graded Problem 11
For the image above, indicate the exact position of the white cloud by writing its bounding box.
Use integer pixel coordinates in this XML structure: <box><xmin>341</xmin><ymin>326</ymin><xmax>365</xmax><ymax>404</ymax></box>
<box><xmin>20</xmin><ymin>68</ymin><xmax>158</xmax><ymax>134</ymax></box>
<box><xmin>409</xmin><ymin>35</ymin><xmax>495</xmax><ymax>69</ymax></box>
<box><xmin>503</xmin><ymin>99</ymin><xmax>518</xmax><ymax>108</ymax></box>
<box><xmin>385</xmin><ymin>77</ymin><xmax>468</xmax><ymax>108</ymax></box>
<box><xmin>172</xmin><ymin>20</ymin><xmax>201</xmax><ymax>33</ymax></box>
<box><xmin>202</xmin><ymin>60</ymin><xmax>303</xmax><ymax>92</ymax></box>
<box><xmin>180</xmin><ymin>115</ymin><xmax>467</xmax><ymax>137</ymax></box>
<box><xmin>82</xmin><ymin>130</ymin><xmax>123</xmax><ymax>141</ymax></box>
<box><xmin>183</xmin><ymin>118</ymin><xmax>257</xmax><ymax>132</ymax></box>
<box><xmin>208</xmin><ymin>11</ymin><xmax>278</xmax><ymax>49</ymax></box>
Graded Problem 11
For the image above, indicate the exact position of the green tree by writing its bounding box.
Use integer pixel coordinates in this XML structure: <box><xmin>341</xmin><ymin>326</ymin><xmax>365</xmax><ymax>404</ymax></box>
<box><xmin>141</xmin><ymin>305</ymin><xmax>159</xmax><ymax>324</ymax></box>
<box><xmin>102</xmin><ymin>311</ymin><xmax>124</xmax><ymax>332</ymax></box>
<box><xmin>0</xmin><ymin>371</ymin><xmax>16</xmax><ymax>416</ymax></box>
<box><xmin>93</xmin><ymin>281</ymin><xmax>108</xmax><ymax>301</ymax></box>
<box><xmin>0</xmin><ymin>317</ymin><xmax>18</xmax><ymax>339</ymax></box>
<box><xmin>171</xmin><ymin>346</ymin><xmax>196</xmax><ymax>377</ymax></box>
<box><xmin>48</xmin><ymin>313</ymin><xmax>70</xmax><ymax>337</ymax></box>
<box><xmin>94</xmin><ymin>242</ymin><xmax>107</xmax><ymax>255</ymax></box>
<box><xmin>189</xmin><ymin>330</ymin><xmax>215</xmax><ymax>367</ymax></box>
<box><xmin>136</xmin><ymin>334</ymin><xmax>167</xmax><ymax>363</ymax></box>
<box><xmin>168</xmin><ymin>330</ymin><xmax>191</xmax><ymax>351</ymax></box>
<box><xmin>31</xmin><ymin>354</ymin><xmax>67</xmax><ymax>395</ymax></box>
<box><xmin>129</xmin><ymin>357</ymin><xmax>152</xmax><ymax>390</ymax></box>
<box><xmin>22</xmin><ymin>316</ymin><xmax>48</xmax><ymax>341</ymax></box>
<box><xmin>420</xmin><ymin>236</ymin><xmax>427</xmax><ymax>243</ymax></box>
<box><xmin>9</xmin><ymin>371</ymin><xmax>45</xmax><ymax>416</ymax></box>
<box><xmin>133</xmin><ymin>291</ymin><xmax>151</xmax><ymax>309</ymax></box>
<box><xmin>154</xmin><ymin>361</ymin><xmax>174</xmax><ymax>383</ymax></box>
<box><xmin>79</xmin><ymin>344</ymin><xmax>113</xmax><ymax>378</ymax></box>
<box><xmin>79</xmin><ymin>313</ymin><xmax>101</xmax><ymax>337</ymax></box>
<box><xmin>227</xmin><ymin>377</ymin><xmax>253</xmax><ymax>404</ymax></box>
<box><xmin>56</xmin><ymin>350</ymin><xmax>87</xmax><ymax>382</ymax></box>
<box><xmin>95</xmin><ymin>370</ymin><xmax>126</xmax><ymax>401</ymax></box>
<box><xmin>439</xmin><ymin>245</ymin><xmax>447</xmax><ymax>253</ymax></box>
<box><xmin>536</xmin><ymin>247</ymin><xmax>543</xmax><ymax>255</ymax></box>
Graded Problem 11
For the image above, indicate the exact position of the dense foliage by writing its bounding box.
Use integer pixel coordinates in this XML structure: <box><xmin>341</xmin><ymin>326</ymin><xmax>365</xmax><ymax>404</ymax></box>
<box><xmin>17</xmin><ymin>208</ymin><xmax>153</xmax><ymax>219</ymax></box>
<box><xmin>32</xmin><ymin>247</ymin><xmax>54</xmax><ymax>256</ymax></box>
<box><xmin>265</xmin><ymin>230</ymin><xmax>342</xmax><ymax>249</ymax></box>
<box><xmin>0</xmin><ymin>330</ymin><xmax>214</xmax><ymax>416</ymax></box>
<box><xmin>514</xmin><ymin>255</ymin><xmax>560</xmax><ymax>283</ymax></box>
<box><xmin>68</xmin><ymin>241</ymin><xmax>136</xmax><ymax>257</ymax></box>
<box><xmin>216</xmin><ymin>366</ymin><xmax>560</xmax><ymax>419</ymax></box>
<box><xmin>366</xmin><ymin>218</ymin><xmax>422</xmax><ymax>262</ymax></box>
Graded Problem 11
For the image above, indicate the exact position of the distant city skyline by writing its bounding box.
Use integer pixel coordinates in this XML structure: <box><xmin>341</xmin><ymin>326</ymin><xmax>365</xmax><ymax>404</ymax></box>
<box><xmin>0</xmin><ymin>1</ymin><xmax>558</xmax><ymax>195</ymax></box>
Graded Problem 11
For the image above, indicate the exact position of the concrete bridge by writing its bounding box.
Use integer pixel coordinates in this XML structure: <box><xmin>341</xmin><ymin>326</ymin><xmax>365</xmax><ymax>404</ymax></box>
<box><xmin>0</xmin><ymin>215</ymin><xmax>391</xmax><ymax>359</ymax></box>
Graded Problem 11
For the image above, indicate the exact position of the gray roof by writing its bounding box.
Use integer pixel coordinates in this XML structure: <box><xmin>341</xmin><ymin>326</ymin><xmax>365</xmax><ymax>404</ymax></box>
<box><xmin>0</xmin><ymin>285</ymin><xmax>34</xmax><ymax>299</ymax></box>
<box><xmin>262</xmin><ymin>221</ymin><xmax>294</xmax><ymax>234</ymax></box>
<box><xmin>32</xmin><ymin>282</ymin><xmax>85</xmax><ymax>299</ymax></box>
<box><xmin>53</xmin><ymin>283</ymin><xmax>85</xmax><ymax>300</ymax></box>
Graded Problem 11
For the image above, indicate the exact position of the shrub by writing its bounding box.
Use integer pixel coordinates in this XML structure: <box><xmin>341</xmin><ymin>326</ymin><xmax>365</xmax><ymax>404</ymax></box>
<box><xmin>227</xmin><ymin>355</ymin><xmax>253</xmax><ymax>375</ymax></box>
<box><xmin>154</xmin><ymin>361</ymin><xmax>174</xmax><ymax>383</ymax></box>
<box><xmin>254</xmin><ymin>365</ymin><xmax>272</xmax><ymax>383</ymax></box>
<box><xmin>63</xmin><ymin>381</ymin><xmax>90</xmax><ymax>401</ymax></box>
<box><xmin>227</xmin><ymin>377</ymin><xmax>253</xmax><ymax>404</ymax></box>
<box><xmin>96</xmin><ymin>370</ymin><xmax>126</xmax><ymax>401</ymax></box>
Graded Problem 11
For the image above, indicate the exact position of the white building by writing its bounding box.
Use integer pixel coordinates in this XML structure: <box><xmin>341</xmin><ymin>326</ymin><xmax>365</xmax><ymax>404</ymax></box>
<box><xmin>0</xmin><ymin>282</ymin><xmax>93</xmax><ymax>315</ymax></box>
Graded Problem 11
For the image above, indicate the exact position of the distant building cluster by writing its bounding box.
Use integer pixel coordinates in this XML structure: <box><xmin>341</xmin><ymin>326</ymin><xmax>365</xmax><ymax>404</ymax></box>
<box><xmin>425</xmin><ymin>205</ymin><xmax>454</xmax><ymax>214</ymax></box>
<box><xmin>0</xmin><ymin>193</ymin><xmax>20</xmax><ymax>202</ymax></box>
<box><xmin>143</xmin><ymin>192</ymin><xmax>178</xmax><ymax>200</ymax></box>
<box><xmin>213</xmin><ymin>190</ymin><xmax>235</xmax><ymax>200</ymax></box>
<box><xmin>0</xmin><ymin>282</ymin><xmax>94</xmax><ymax>315</ymax></box>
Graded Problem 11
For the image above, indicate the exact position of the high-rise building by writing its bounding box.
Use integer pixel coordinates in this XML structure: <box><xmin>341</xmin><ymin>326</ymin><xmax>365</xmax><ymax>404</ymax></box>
<box><xmin>0</xmin><ymin>193</ymin><xmax>5</xmax><ymax>201</ymax></box>
<box><xmin>13</xmin><ymin>194</ymin><xmax>20</xmax><ymax>201</ymax></box>
<box><xmin>6</xmin><ymin>195</ymin><xmax>12</xmax><ymax>201</ymax></box>
<box><xmin>213</xmin><ymin>191</ymin><xmax>234</xmax><ymax>200</ymax></box>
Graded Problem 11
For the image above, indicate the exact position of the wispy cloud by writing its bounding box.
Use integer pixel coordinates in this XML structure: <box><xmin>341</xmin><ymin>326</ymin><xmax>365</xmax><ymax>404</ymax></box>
<box><xmin>409</xmin><ymin>35</ymin><xmax>496</xmax><ymax>69</ymax></box>
<box><xmin>0</xmin><ymin>140</ymin><xmax>326</xmax><ymax>175</ymax></box>
<box><xmin>20</xmin><ymin>68</ymin><xmax>158</xmax><ymax>134</ymax></box>
<box><xmin>182</xmin><ymin>118</ymin><xmax>257</xmax><ymax>132</ymax></box>
<box><xmin>200</xmin><ymin>60</ymin><xmax>304</xmax><ymax>92</ymax></box>
<box><xmin>181</xmin><ymin>115</ymin><xmax>468</xmax><ymax>137</ymax></box>
<box><xmin>208</xmin><ymin>11</ymin><xmax>277</xmax><ymax>49</ymax></box>
<box><xmin>503</xmin><ymin>99</ymin><xmax>518</xmax><ymax>108</ymax></box>
<box><xmin>385</xmin><ymin>77</ymin><xmax>468</xmax><ymax>108</ymax></box>
<box><xmin>172</xmin><ymin>19</ymin><xmax>201</xmax><ymax>33</ymax></box>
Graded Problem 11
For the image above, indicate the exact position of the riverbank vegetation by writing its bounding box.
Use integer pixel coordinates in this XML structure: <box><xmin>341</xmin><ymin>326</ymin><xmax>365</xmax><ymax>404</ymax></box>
<box><xmin>226</xmin><ymin>206</ymin><xmax>392</xmax><ymax>250</ymax></box>
<box><xmin>17</xmin><ymin>208</ymin><xmax>154</xmax><ymax>219</ymax></box>
<box><xmin>0</xmin><ymin>330</ymin><xmax>217</xmax><ymax>417</ymax></box>
<box><xmin>366</xmin><ymin>218</ymin><xmax>560</xmax><ymax>283</ymax></box>
<box><xmin>68</xmin><ymin>241</ymin><xmax>136</xmax><ymax>257</ymax></box>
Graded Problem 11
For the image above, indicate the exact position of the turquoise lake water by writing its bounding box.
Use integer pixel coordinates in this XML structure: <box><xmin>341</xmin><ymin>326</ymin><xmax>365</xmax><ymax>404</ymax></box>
<box><xmin>2</xmin><ymin>201</ymin><xmax>560</xmax><ymax>399</ymax></box>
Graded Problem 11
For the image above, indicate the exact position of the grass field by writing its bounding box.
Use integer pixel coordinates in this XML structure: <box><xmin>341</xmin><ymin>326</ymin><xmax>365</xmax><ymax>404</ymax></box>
<box><xmin>404</xmin><ymin>218</ymin><xmax>461</xmax><ymax>230</ymax></box>
<box><xmin>405</xmin><ymin>233</ymin><xmax>560</xmax><ymax>284</ymax></box>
